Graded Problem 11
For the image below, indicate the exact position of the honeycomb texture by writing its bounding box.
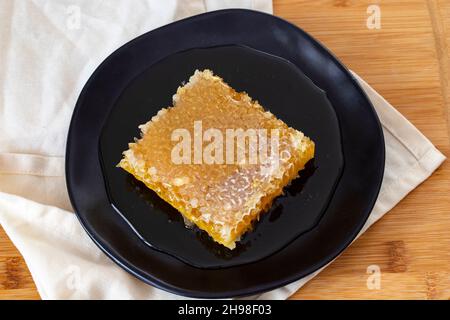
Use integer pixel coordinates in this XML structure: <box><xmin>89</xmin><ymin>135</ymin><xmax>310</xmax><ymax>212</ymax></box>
<box><xmin>118</xmin><ymin>70</ymin><xmax>315</xmax><ymax>249</ymax></box>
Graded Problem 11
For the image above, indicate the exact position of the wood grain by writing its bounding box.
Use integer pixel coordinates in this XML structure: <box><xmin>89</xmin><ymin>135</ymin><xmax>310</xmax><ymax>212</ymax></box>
<box><xmin>0</xmin><ymin>228</ymin><xmax>39</xmax><ymax>299</ymax></box>
<box><xmin>0</xmin><ymin>0</ymin><xmax>449</xmax><ymax>300</ymax></box>
<box><xmin>272</xmin><ymin>0</ymin><xmax>450</xmax><ymax>300</ymax></box>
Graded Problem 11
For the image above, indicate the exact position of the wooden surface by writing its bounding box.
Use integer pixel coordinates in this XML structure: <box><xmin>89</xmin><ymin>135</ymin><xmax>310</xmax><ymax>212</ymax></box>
<box><xmin>0</xmin><ymin>0</ymin><xmax>449</xmax><ymax>300</ymax></box>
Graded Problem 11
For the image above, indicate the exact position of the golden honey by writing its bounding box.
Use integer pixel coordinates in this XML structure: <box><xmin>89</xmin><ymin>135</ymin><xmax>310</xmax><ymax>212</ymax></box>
<box><xmin>119</xmin><ymin>70</ymin><xmax>315</xmax><ymax>249</ymax></box>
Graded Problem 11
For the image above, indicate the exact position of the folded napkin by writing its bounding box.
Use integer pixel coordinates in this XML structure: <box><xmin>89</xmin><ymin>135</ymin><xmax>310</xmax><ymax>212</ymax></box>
<box><xmin>0</xmin><ymin>0</ymin><xmax>445</xmax><ymax>299</ymax></box>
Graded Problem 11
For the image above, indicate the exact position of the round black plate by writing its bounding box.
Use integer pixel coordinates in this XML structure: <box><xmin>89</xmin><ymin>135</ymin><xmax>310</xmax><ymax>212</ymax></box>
<box><xmin>66</xmin><ymin>9</ymin><xmax>384</xmax><ymax>298</ymax></box>
<box><xmin>99</xmin><ymin>45</ymin><xmax>343</xmax><ymax>269</ymax></box>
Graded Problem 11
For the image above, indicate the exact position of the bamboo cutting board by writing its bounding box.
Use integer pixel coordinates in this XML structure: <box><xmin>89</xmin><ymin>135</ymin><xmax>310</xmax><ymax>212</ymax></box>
<box><xmin>0</xmin><ymin>0</ymin><xmax>449</xmax><ymax>300</ymax></box>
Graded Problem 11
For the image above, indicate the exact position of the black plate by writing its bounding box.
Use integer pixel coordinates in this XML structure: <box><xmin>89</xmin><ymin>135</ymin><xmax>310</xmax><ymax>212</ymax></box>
<box><xmin>99</xmin><ymin>45</ymin><xmax>343</xmax><ymax>269</ymax></box>
<box><xmin>66</xmin><ymin>9</ymin><xmax>384</xmax><ymax>298</ymax></box>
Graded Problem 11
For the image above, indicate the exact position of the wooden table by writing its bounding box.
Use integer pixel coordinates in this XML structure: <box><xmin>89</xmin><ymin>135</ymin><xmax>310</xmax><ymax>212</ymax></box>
<box><xmin>1</xmin><ymin>0</ymin><xmax>449</xmax><ymax>300</ymax></box>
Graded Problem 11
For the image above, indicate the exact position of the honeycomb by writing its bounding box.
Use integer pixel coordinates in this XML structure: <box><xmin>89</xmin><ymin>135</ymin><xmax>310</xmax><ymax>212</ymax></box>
<box><xmin>118</xmin><ymin>70</ymin><xmax>315</xmax><ymax>249</ymax></box>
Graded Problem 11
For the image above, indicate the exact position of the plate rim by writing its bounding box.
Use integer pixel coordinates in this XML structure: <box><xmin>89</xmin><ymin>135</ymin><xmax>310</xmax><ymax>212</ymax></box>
<box><xmin>66</xmin><ymin>8</ymin><xmax>385</xmax><ymax>298</ymax></box>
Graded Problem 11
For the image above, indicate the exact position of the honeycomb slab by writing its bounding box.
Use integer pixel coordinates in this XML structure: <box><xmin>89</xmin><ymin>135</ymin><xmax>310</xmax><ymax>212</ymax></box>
<box><xmin>118</xmin><ymin>70</ymin><xmax>315</xmax><ymax>249</ymax></box>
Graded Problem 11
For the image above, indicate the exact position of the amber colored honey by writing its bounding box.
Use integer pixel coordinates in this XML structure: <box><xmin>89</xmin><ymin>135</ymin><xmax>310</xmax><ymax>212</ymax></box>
<box><xmin>119</xmin><ymin>70</ymin><xmax>315</xmax><ymax>249</ymax></box>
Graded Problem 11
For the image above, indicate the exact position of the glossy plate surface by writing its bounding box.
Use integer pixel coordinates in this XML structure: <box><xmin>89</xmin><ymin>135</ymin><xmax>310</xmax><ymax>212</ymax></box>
<box><xmin>99</xmin><ymin>45</ymin><xmax>343</xmax><ymax>268</ymax></box>
<box><xmin>66</xmin><ymin>9</ymin><xmax>384</xmax><ymax>298</ymax></box>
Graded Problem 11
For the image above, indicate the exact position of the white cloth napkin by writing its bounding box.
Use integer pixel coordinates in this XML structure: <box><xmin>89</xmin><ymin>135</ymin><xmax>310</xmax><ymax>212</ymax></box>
<box><xmin>0</xmin><ymin>0</ymin><xmax>445</xmax><ymax>300</ymax></box>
